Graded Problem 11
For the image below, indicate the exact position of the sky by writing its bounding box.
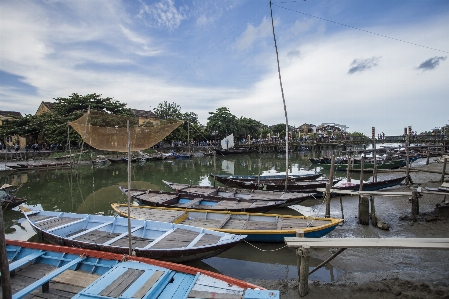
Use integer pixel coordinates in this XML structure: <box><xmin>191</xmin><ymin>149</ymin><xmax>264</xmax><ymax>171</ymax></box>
<box><xmin>1</xmin><ymin>0</ymin><xmax>448</xmax><ymax>136</ymax></box>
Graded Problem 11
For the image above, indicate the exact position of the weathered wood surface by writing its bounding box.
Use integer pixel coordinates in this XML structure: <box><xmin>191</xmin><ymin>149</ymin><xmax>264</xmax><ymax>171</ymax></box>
<box><xmin>285</xmin><ymin>237</ymin><xmax>449</xmax><ymax>249</ymax></box>
<box><xmin>316</xmin><ymin>188</ymin><xmax>413</xmax><ymax>196</ymax></box>
<box><xmin>115</xmin><ymin>205</ymin><xmax>333</xmax><ymax>232</ymax></box>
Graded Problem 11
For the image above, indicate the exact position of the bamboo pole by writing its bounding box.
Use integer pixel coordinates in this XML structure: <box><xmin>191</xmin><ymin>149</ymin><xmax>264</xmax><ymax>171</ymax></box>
<box><xmin>373</xmin><ymin>134</ymin><xmax>377</xmax><ymax>183</ymax></box>
<box><xmin>0</xmin><ymin>207</ymin><xmax>12</xmax><ymax>299</ymax></box>
<box><xmin>359</xmin><ymin>155</ymin><xmax>365</xmax><ymax>191</ymax></box>
<box><xmin>127</xmin><ymin>120</ymin><xmax>132</xmax><ymax>256</ymax></box>
<box><xmin>325</xmin><ymin>155</ymin><xmax>335</xmax><ymax>218</ymax></box>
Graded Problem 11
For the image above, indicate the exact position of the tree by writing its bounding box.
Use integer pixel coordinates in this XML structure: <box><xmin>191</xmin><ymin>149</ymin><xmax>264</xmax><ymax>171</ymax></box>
<box><xmin>53</xmin><ymin>93</ymin><xmax>133</xmax><ymax>117</ymax></box>
<box><xmin>206</xmin><ymin>107</ymin><xmax>238</xmax><ymax>139</ymax></box>
<box><xmin>271</xmin><ymin>123</ymin><xmax>287</xmax><ymax>138</ymax></box>
<box><xmin>236</xmin><ymin>117</ymin><xmax>264</xmax><ymax>140</ymax></box>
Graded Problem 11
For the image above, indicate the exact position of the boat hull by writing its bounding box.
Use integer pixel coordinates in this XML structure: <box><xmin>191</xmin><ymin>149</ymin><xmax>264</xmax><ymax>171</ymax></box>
<box><xmin>24</xmin><ymin>210</ymin><xmax>246</xmax><ymax>263</ymax></box>
<box><xmin>111</xmin><ymin>204</ymin><xmax>343</xmax><ymax>243</ymax></box>
<box><xmin>6</xmin><ymin>240</ymin><xmax>279</xmax><ymax>299</ymax></box>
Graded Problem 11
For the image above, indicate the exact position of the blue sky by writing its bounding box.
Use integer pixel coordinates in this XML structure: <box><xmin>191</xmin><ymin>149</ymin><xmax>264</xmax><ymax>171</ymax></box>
<box><xmin>1</xmin><ymin>0</ymin><xmax>448</xmax><ymax>135</ymax></box>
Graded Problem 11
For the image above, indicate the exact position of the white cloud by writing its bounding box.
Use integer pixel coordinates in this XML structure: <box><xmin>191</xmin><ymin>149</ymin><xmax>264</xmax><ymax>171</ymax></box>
<box><xmin>138</xmin><ymin>0</ymin><xmax>187</xmax><ymax>31</ymax></box>
<box><xmin>233</xmin><ymin>17</ymin><xmax>273</xmax><ymax>52</ymax></box>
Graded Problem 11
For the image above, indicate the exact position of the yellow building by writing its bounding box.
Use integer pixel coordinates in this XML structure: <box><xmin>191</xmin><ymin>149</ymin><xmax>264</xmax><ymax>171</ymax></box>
<box><xmin>0</xmin><ymin>110</ymin><xmax>24</xmax><ymax>149</ymax></box>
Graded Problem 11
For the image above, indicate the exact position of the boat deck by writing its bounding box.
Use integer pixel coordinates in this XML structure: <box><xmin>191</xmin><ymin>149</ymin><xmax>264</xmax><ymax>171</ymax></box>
<box><xmin>8</xmin><ymin>263</ymin><xmax>100</xmax><ymax>299</ymax></box>
<box><xmin>27</xmin><ymin>213</ymin><xmax>222</xmax><ymax>250</ymax></box>
<box><xmin>115</xmin><ymin>205</ymin><xmax>332</xmax><ymax>231</ymax></box>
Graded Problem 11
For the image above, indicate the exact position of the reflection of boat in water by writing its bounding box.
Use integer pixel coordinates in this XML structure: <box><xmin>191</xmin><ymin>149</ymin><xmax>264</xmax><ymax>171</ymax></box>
<box><xmin>76</xmin><ymin>181</ymin><xmax>159</xmax><ymax>214</ymax></box>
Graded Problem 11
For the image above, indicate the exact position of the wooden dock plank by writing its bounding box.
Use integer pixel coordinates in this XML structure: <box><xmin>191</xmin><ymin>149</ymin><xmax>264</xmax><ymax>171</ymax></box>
<box><xmin>285</xmin><ymin>237</ymin><xmax>449</xmax><ymax>249</ymax></box>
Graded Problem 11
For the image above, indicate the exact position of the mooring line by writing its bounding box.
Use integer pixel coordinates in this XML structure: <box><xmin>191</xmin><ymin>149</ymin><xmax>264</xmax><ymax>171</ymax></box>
<box><xmin>244</xmin><ymin>240</ymin><xmax>288</xmax><ymax>251</ymax></box>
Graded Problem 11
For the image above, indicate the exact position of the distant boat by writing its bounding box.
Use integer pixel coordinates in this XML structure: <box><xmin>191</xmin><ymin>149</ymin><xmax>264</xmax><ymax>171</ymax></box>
<box><xmin>210</xmin><ymin>172</ymin><xmax>322</xmax><ymax>187</ymax></box>
<box><xmin>333</xmin><ymin>176</ymin><xmax>406</xmax><ymax>191</ymax></box>
<box><xmin>1</xmin><ymin>184</ymin><xmax>26</xmax><ymax>209</ymax></box>
<box><xmin>23</xmin><ymin>210</ymin><xmax>246</xmax><ymax>263</ymax></box>
<box><xmin>7</xmin><ymin>161</ymin><xmax>72</xmax><ymax>170</ymax></box>
<box><xmin>121</xmin><ymin>187</ymin><xmax>286</xmax><ymax>212</ymax></box>
<box><xmin>224</xmin><ymin>179</ymin><xmax>340</xmax><ymax>192</ymax></box>
<box><xmin>214</xmin><ymin>133</ymin><xmax>254</xmax><ymax>155</ymax></box>
<box><xmin>111</xmin><ymin>204</ymin><xmax>343</xmax><ymax>242</ymax></box>
<box><xmin>5</xmin><ymin>239</ymin><xmax>279</xmax><ymax>299</ymax></box>
<box><xmin>319</xmin><ymin>160</ymin><xmax>403</xmax><ymax>171</ymax></box>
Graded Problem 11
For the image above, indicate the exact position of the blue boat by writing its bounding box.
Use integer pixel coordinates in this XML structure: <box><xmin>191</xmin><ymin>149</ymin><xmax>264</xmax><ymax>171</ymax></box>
<box><xmin>23</xmin><ymin>210</ymin><xmax>246</xmax><ymax>263</ymax></box>
<box><xmin>5</xmin><ymin>240</ymin><xmax>279</xmax><ymax>299</ymax></box>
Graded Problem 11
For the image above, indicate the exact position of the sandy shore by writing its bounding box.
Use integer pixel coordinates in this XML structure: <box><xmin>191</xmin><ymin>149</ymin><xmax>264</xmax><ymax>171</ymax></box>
<box><xmin>249</xmin><ymin>158</ymin><xmax>449</xmax><ymax>298</ymax></box>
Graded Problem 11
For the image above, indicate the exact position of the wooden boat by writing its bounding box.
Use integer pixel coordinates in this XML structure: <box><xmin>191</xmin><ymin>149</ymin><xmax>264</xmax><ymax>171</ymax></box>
<box><xmin>1</xmin><ymin>185</ymin><xmax>27</xmax><ymax>209</ymax></box>
<box><xmin>7</xmin><ymin>161</ymin><xmax>72</xmax><ymax>170</ymax></box>
<box><xmin>111</xmin><ymin>204</ymin><xmax>343</xmax><ymax>242</ymax></box>
<box><xmin>1</xmin><ymin>197</ymin><xmax>27</xmax><ymax>209</ymax></box>
<box><xmin>107</xmin><ymin>157</ymin><xmax>126</xmax><ymax>163</ymax></box>
<box><xmin>214</xmin><ymin>148</ymin><xmax>254</xmax><ymax>155</ymax></box>
<box><xmin>5</xmin><ymin>239</ymin><xmax>279</xmax><ymax>299</ymax></box>
<box><xmin>162</xmin><ymin>180</ymin><xmax>314</xmax><ymax>207</ymax></box>
<box><xmin>223</xmin><ymin>179</ymin><xmax>340</xmax><ymax>192</ymax></box>
<box><xmin>121</xmin><ymin>187</ymin><xmax>286</xmax><ymax>212</ymax></box>
<box><xmin>210</xmin><ymin>172</ymin><xmax>322</xmax><ymax>187</ymax></box>
<box><xmin>318</xmin><ymin>159</ymin><xmax>403</xmax><ymax>171</ymax></box>
<box><xmin>333</xmin><ymin>176</ymin><xmax>406</xmax><ymax>191</ymax></box>
<box><xmin>23</xmin><ymin>210</ymin><xmax>246</xmax><ymax>263</ymax></box>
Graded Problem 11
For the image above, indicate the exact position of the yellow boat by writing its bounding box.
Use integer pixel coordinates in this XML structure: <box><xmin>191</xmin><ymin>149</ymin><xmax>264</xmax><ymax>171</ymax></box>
<box><xmin>111</xmin><ymin>204</ymin><xmax>343</xmax><ymax>242</ymax></box>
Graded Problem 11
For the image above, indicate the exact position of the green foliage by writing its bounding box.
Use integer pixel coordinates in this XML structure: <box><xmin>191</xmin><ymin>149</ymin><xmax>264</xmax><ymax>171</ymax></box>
<box><xmin>206</xmin><ymin>107</ymin><xmax>238</xmax><ymax>139</ymax></box>
<box><xmin>53</xmin><ymin>93</ymin><xmax>133</xmax><ymax>117</ymax></box>
<box><xmin>152</xmin><ymin>101</ymin><xmax>203</xmax><ymax>142</ymax></box>
<box><xmin>271</xmin><ymin>123</ymin><xmax>287</xmax><ymax>137</ymax></box>
<box><xmin>237</xmin><ymin>117</ymin><xmax>264</xmax><ymax>139</ymax></box>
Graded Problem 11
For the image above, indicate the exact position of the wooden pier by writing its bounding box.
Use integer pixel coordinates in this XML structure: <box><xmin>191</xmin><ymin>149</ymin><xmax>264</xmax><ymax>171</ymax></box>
<box><xmin>284</xmin><ymin>236</ymin><xmax>449</xmax><ymax>297</ymax></box>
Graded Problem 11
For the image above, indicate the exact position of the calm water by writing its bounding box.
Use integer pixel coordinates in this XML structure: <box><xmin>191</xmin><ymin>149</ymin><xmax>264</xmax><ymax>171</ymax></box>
<box><xmin>1</xmin><ymin>151</ymin><xmax>344</xmax><ymax>282</ymax></box>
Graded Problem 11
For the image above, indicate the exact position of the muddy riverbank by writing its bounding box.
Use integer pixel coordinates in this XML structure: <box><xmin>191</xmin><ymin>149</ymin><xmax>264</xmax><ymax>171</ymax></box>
<box><xmin>249</xmin><ymin>158</ymin><xmax>449</xmax><ymax>298</ymax></box>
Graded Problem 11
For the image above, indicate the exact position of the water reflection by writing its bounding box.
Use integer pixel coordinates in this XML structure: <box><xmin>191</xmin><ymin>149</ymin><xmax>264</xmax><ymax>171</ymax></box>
<box><xmin>1</xmin><ymin>152</ymin><xmax>345</xmax><ymax>282</ymax></box>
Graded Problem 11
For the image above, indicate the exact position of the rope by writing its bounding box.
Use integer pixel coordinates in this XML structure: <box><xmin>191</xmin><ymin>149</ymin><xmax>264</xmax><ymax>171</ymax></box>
<box><xmin>244</xmin><ymin>239</ymin><xmax>288</xmax><ymax>251</ymax></box>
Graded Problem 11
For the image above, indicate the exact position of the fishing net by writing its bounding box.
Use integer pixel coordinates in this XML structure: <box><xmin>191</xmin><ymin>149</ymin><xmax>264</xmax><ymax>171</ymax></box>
<box><xmin>69</xmin><ymin>110</ymin><xmax>183</xmax><ymax>152</ymax></box>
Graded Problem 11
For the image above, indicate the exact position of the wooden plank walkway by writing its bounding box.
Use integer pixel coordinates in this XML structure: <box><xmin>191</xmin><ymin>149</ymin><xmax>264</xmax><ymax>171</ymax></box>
<box><xmin>285</xmin><ymin>236</ymin><xmax>449</xmax><ymax>297</ymax></box>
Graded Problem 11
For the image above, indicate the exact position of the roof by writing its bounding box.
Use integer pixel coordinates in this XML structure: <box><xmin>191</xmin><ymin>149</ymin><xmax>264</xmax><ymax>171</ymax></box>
<box><xmin>43</xmin><ymin>102</ymin><xmax>55</xmax><ymax>110</ymax></box>
<box><xmin>0</xmin><ymin>111</ymin><xmax>22</xmax><ymax>118</ymax></box>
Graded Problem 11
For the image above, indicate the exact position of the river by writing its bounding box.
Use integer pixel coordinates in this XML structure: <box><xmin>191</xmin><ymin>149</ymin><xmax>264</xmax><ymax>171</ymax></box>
<box><xmin>1</xmin><ymin>151</ymin><xmax>346</xmax><ymax>282</ymax></box>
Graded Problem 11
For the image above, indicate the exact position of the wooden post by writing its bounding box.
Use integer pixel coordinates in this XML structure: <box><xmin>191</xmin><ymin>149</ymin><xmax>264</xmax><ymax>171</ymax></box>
<box><xmin>370</xmin><ymin>196</ymin><xmax>377</xmax><ymax>227</ymax></box>
<box><xmin>411</xmin><ymin>190</ymin><xmax>419</xmax><ymax>221</ymax></box>
<box><xmin>0</xmin><ymin>207</ymin><xmax>12</xmax><ymax>299</ymax></box>
<box><xmin>441</xmin><ymin>158</ymin><xmax>447</xmax><ymax>183</ymax></box>
<box><xmin>358</xmin><ymin>196</ymin><xmax>370</xmax><ymax>225</ymax></box>
<box><xmin>359</xmin><ymin>155</ymin><xmax>365</xmax><ymax>191</ymax></box>
<box><xmin>346</xmin><ymin>157</ymin><xmax>351</xmax><ymax>183</ymax></box>
<box><xmin>325</xmin><ymin>155</ymin><xmax>335</xmax><ymax>218</ymax></box>
<box><xmin>426</xmin><ymin>150</ymin><xmax>430</xmax><ymax>165</ymax></box>
<box><xmin>297</xmin><ymin>245</ymin><xmax>310</xmax><ymax>297</ymax></box>
<box><xmin>372</xmin><ymin>127</ymin><xmax>377</xmax><ymax>183</ymax></box>
<box><xmin>405</xmin><ymin>127</ymin><xmax>410</xmax><ymax>185</ymax></box>
<box><xmin>339</xmin><ymin>195</ymin><xmax>344</xmax><ymax>220</ymax></box>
